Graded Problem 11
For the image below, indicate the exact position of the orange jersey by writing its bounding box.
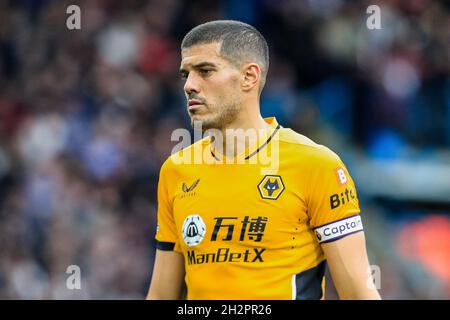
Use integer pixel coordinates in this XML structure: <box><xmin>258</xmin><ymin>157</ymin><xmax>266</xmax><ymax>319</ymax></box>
<box><xmin>155</xmin><ymin>117</ymin><xmax>362</xmax><ymax>299</ymax></box>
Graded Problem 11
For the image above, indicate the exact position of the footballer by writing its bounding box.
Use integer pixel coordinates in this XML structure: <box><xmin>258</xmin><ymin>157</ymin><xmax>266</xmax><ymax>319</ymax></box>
<box><xmin>147</xmin><ymin>20</ymin><xmax>381</xmax><ymax>300</ymax></box>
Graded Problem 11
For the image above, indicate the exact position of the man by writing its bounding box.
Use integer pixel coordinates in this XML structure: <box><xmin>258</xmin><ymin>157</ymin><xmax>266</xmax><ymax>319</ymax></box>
<box><xmin>147</xmin><ymin>20</ymin><xmax>381</xmax><ymax>300</ymax></box>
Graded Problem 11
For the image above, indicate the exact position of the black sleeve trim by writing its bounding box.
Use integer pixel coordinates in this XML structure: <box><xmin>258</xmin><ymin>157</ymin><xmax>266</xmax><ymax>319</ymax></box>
<box><xmin>156</xmin><ymin>240</ymin><xmax>176</xmax><ymax>251</ymax></box>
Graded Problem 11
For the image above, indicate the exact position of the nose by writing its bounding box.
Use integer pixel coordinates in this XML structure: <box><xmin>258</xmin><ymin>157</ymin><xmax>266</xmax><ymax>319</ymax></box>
<box><xmin>184</xmin><ymin>73</ymin><xmax>200</xmax><ymax>95</ymax></box>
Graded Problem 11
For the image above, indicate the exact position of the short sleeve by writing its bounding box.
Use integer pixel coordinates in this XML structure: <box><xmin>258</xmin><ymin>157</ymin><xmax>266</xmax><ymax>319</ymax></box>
<box><xmin>307</xmin><ymin>146</ymin><xmax>363</xmax><ymax>243</ymax></box>
<box><xmin>155</xmin><ymin>159</ymin><xmax>181</xmax><ymax>252</ymax></box>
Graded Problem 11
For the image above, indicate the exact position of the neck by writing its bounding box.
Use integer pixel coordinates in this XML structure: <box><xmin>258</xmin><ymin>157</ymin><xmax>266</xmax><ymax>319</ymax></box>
<box><xmin>211</xmin><ymin>100</ymin><xmax>271</xmax><ymax>160</ymax></box>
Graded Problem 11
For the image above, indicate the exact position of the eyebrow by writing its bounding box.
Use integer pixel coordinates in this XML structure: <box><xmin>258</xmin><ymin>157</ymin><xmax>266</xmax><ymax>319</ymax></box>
<box><xmin>179</xmin><ymin>62</ymin><xmax>218</xmax><ymax>74</ymax></box>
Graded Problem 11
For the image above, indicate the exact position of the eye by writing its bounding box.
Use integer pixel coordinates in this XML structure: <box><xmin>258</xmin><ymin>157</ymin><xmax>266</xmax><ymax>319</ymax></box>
<box><xmin>199</xmin><ymin>69</ymin><xmax>213</xmax><ymax>76</ymax></box>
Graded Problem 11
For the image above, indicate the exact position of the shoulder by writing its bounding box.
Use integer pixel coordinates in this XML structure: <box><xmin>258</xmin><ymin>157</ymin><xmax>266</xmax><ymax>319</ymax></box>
<box><xmin>277</xmin><ymin>128</ymin><xmax>343</xmax><ymax>166</ymax></box>
<box><xmin>160</xmin><ymin>136</ymin><xmax>211</xmax><ymax>175</ymax></box>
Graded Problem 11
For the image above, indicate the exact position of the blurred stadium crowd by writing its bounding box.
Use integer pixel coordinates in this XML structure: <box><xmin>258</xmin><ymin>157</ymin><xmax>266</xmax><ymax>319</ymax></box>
<box><xmin>0</xmin><ymin>0</ymin><xmax>449</xmax><ymax>299</ymax></box>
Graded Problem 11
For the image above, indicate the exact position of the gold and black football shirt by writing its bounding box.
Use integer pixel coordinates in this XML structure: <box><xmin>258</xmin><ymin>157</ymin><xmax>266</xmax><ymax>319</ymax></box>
<box><xmin>155</xmin><ymin>117</ymin><xmax>362</xmax><ymax>299</ymax></box>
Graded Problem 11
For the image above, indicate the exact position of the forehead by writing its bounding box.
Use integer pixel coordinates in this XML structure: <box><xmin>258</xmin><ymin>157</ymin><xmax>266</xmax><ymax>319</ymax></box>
<box><xmin>180</xmin><ymin>42</ymin><xmax>228</xmax><ymax>68</ymax></box>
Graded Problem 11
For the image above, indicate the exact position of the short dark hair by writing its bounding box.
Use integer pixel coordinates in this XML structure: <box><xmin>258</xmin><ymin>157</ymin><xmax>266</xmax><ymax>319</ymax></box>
<box><xmin>181</xmin><ymin>20</ymin><xmax>269</xmax><ymax>92</ymax></box>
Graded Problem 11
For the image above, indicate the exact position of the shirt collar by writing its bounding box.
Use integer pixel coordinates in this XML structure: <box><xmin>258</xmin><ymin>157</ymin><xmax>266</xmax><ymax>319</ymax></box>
<box><xmin>209</xmin><ymin>117</ymin><xmax>281</xmax><ymax>163</ymax></box>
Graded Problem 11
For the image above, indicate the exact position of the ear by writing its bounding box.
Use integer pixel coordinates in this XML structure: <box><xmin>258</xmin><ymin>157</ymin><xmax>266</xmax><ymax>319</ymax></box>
<box><xmin>241</xmin><ymin>63</ymin><xmax>261</xmax><ymax>92</ymax></box>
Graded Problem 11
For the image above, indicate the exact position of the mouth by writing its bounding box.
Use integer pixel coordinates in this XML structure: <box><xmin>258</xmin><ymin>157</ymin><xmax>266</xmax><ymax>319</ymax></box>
<box><xmin>188</xmin><ymin>100</ymin><xmax>204</xmax><ymax>112</ymax></box>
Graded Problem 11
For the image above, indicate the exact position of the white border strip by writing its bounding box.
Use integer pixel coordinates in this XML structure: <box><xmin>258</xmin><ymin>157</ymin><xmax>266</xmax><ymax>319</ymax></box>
<box><xmin>291</xmin><ymin>274</ymin><xmax>296</xmax><ymax>300</ymax></box>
